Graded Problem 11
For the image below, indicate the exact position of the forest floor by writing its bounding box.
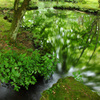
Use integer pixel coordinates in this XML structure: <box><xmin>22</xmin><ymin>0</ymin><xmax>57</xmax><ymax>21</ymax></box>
<box><xmin>0</xmin><ymin>14</ymin><xmax>34</xmax><ymax>54</ymax></box>
<box><xmin>0</xmin><ymin>0</ymin><xmax>36</xmax><ymax>54</ymax></box>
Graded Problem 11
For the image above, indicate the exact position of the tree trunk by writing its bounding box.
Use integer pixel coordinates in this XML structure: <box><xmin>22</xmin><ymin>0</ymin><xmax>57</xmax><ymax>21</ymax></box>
<box><xmin>99</xmin><ymin>0</ymin><xmax>100</xmax><ymax>8</ymax></box>
<box><xmin>98</xmin><ymin>16</ymin><xmax>100</xmax><ymax>35</ymax></box>
<box><xmin>57</xmin><ymin>1</ymin><xmax>58</xmax><ymax>4</ymax></box>
<box><xmin>9</xmin><ymin>0</ymin><xmax>31</xmax><ymax>41</ymax></box>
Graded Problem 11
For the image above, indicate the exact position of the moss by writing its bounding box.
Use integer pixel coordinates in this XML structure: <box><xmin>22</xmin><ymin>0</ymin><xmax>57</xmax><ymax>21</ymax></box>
<box><xmin>0</xmin><ymin>14</ymin><xmax>33</xmax><ymax>54</ymax></box>
<box><xmin>0</xmin><ymin>0</ymin><xmax>38</xmax><ymax>10</ymax></box>
<box><xmin>0</xmin><ymin>0</ymin><xmax>14</xmax><ymax>9</ymax></box>
<box><xmin>40</xmin><ymin>77</ymin><xmax>100</xmax><ymax>100</ymax></box>
<box><xmin>53</xmin><ymin>5</ymin><xmax>100</xmax><ymax>15</ymax></box>
<box><xmin>0</xmin><ymin>16</ymin><xmax>11</xmax><ymax>37</ymax></box>
<box><xmin>53</xmin><ymin>0</ymin><xmax>100</xmax><ymax>15</ymax></box>
<box><xmin>0</xmin><ymin>0</ymin><xmax>35</xmax><ymax>54</ymax></box>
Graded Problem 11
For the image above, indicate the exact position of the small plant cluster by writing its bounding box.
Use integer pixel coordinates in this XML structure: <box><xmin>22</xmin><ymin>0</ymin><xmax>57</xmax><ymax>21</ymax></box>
<box><xmin>46</xmin><ymin>83</ymin><xmax>60</xmax><ymax>94</ymax></box>
<box><xmin>0</xmin><ymin>50</ymin><xmax>57</xmax><ymax>91</ymax></box>
<box><xmin>73</xmin><ymin>71</ymin><xmax>83</xmax><ymax>82</ymax></box>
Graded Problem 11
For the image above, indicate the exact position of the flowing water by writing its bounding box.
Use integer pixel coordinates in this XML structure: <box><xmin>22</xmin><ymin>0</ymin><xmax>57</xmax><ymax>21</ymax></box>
<box><xmin>0</xmin><ymin>2</ymin><xmax>100</xmax><ymax>100</ymax></box>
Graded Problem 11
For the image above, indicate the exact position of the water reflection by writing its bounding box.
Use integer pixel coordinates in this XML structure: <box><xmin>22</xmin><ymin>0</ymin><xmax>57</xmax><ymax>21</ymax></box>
<box><xmin>0</xmin><ymin>72</ymin><xmax>64</xmax><ymax>100</ymax></box>
<box><xmin>0</xmin><ymin>85</ymin><xmax>29</xmax><ymax>100</ymax></box>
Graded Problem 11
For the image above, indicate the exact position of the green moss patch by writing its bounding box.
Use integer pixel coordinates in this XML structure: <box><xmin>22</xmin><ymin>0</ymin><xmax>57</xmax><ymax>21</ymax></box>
<box><xmin>0</xmin><ymin>0</ymin><xmax>14</xmax><ymax>9</ymax></box>
<box><xmin>0</xmin><ymin>16</ymin><xmax>11</xmax><ymax>37</ymax></box>
<box><xmin>53</xmin><ymin>5</ymin><xmax>100</xmax><ymax>15</ymax></box>
<box><xmin>40</xmin><ymin>77</ymin><xmax>100</xmax><ymax>100</ymax></box>
<box><xmin>53</xmin><ymin>0</ymin><xmax>100</xmax><ymax>15</ymax></box>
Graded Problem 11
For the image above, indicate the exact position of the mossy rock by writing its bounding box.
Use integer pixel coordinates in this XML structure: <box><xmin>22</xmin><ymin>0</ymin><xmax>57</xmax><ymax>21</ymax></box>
<box><xmin>40</xmin><ymin>77</ymin><xmax>100</xmax><ymax>100</ymax></box>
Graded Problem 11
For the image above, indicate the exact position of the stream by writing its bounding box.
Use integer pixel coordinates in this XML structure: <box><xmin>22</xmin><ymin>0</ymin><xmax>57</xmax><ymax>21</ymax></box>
<box><xmin>0</xmin><ymin>2</ymin><xmax>100</xmax><ymax>100</ymax></box>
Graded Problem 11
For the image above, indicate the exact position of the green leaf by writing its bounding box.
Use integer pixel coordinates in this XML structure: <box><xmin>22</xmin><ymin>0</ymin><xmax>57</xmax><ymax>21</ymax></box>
<box><xmin>15</xmin><ymin>71</ymin><xmax>20</xmax><ymax>77</ymax></box>
<box><xmin>18</xmin><ymin>62</ymin><xmax>22</xmax><ymax>66</ymax></box>
<box><xmin>20</xmin><ymin>67</ymin><xmax>23</xmax><ymax>72</ymax></box>
<box><xmin>6</xmin><ymin>69</ymin><xmax>10</xmax><ymax>72</ymax></box>
<box><xmin>1</xmin><ymin>78</ymin><xmax>5</xmax><ymax>83</ymax></box>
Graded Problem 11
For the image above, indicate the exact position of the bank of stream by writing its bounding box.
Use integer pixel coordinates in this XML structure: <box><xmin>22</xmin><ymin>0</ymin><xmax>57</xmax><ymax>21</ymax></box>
<box><xmin>0</xmin><ymin>2</ymin><xmax>100</xmax><ymax>100</ymax></box>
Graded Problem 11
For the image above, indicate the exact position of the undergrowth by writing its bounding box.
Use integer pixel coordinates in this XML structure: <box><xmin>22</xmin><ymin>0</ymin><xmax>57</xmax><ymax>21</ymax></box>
<box><xmin>0</xmin><ymin>49</ymin><xmax>57</xmax><ymax>91</ymax></box>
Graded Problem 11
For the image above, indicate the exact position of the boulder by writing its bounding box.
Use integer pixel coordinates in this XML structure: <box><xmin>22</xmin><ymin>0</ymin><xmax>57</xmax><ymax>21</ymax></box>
<box><xmin>40</xmin><ymin>77</ymin><xmax>100</xmax><ymax>100</ymax></box>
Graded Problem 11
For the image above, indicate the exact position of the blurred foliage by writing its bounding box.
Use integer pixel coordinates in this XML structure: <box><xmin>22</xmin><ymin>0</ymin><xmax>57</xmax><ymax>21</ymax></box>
<box><xmin>22</xmin><ymin>9</ymin><xmax>100</xmax><ymax>71</ymax></box>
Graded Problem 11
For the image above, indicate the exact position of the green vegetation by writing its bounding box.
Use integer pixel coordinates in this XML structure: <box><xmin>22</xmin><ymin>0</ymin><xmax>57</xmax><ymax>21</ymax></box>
<box><xmin>23</xmin><ymin>8</ymin><xmax>99</xmax><ymax>71</ymax></box>
<box><xmin>0</xmin><ymin>0</ymin><xmax>14</xmax><ymax>9</ymax></box>
<box><xmin>0</xmin><ymin>16</ymin><xmax>11</xmax><ymax>37</ymax></box>
<box><xmin>0</xmin><ymin>0</ymin><xmax>57</xmax><ymax>91</ymax></box>
<box><xmin>53</xmin><ymin>0</ymin><xmax>100</xmax><ymax>14</ymax></box>
<box><xmin>0</xmin><ymin>0</ymin><xmax>38</xmax><ymax>9</ymax></box>
<box><xmin>73</xmin><ymin>71</ymin><xmax>83</xmax><ymax>82</ymax></box>
<box><xmin>40</xmin><ymin>77</ymin><xmax>100</xmax><ymax>100</ymax></box>
<box><xmin>0</xmin><ymin>0</ymin><xmax>100</xmax><ymax>96</ymax></box>
<box><xmin>0</xmin><ymin>49</ymin><xmax>57</xmax><ymax>91</ymax></box>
